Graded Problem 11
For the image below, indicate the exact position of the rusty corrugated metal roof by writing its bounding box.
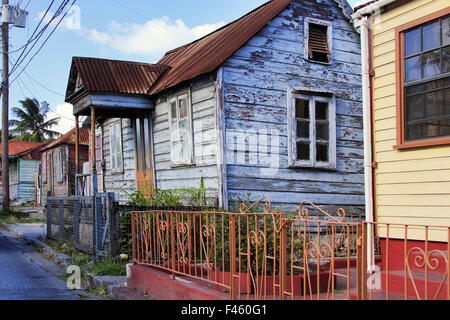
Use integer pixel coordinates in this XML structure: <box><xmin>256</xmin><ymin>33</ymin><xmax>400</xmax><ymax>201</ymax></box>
<box><xmin>41</xmin><ymin>127</ymin><xmax>90</xmax><ymax>151</ymax></box>
<box><xmin>0</xmin><ymin>141</ymin><xmax>44</xmax><ymax>157</ymax></box>
<box><xmin>149</xmin><ymin>0</ymin><xmax>293</xmax><ymax>95</ymax></box>
<box><xmin>72</xmin><ymin>57</ymin><xmax>169</xmax><ymax>95</ymax></box>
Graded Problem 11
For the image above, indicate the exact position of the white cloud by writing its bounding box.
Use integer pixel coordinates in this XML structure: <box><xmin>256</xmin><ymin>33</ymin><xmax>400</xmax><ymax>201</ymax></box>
<box><xmin>47</xmin><ymin>103</ymin><xmax>75</xmax><ymax>135</ymax></box>
<box><xmin>87</xmin><ymin>17</ymin><xmax>225</xmax><ymax>57</ymax></box>
<box><xmin>38</xmin><ymin>5</ymin><xmax>82</xmax><ymax>31</ymax></box>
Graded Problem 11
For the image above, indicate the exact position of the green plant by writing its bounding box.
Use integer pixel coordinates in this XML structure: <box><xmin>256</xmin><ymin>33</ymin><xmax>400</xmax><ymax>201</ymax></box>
<box><xmin>89</xmin><ymin>256</ymin><xmax>127</xmax><ymax>276</ymax></box>
<box><xmin>124</xmin><ymin>186</ymin><xmax>183</xmax><ymax>207</ymax></box>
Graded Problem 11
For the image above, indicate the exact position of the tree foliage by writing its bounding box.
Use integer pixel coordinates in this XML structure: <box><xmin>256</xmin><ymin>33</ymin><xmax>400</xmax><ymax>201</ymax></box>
<box><xmin>9</xmin><ymin>98</ymin><xmax>61</xmax><ymax>142</ymax></box>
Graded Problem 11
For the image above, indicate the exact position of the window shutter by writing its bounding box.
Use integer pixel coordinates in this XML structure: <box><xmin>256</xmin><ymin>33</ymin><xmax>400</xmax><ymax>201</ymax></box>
<box><xmin>308</xmin><ymin>24</ymin><xmax>329</xmax><ymax>60</ymax></box>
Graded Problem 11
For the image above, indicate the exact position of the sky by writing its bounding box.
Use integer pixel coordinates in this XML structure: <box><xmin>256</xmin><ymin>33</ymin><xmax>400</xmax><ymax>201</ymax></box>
<box><xmin>5</xmin><ymin>0</ymin><xmax>363</xmax><ymax>135</ymax></box>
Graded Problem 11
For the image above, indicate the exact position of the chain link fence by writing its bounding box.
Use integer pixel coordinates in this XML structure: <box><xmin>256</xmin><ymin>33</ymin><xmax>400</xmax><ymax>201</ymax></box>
<box><xmin>46</xmin><ymin>193</ymin><xmax>117</xmax><ymax>258</ymax></box>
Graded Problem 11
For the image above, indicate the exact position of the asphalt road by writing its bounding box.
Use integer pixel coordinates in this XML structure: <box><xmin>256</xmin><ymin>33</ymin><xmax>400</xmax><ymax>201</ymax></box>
<box><xmin>0</xmin><ymin>228</ymin><xmax>81</xmax><ymax>300</ymax></box>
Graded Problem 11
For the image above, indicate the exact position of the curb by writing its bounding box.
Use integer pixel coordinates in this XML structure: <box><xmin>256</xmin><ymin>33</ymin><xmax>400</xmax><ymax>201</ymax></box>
<box><xmin>0</xmin><ymin>222</ymin><xmax>73</xmax><ymax>269</ymax></box>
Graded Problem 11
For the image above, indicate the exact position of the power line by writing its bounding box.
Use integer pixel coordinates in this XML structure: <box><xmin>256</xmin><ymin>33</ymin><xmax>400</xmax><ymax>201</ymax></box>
<box><xmin>10</xmin><ymin>0</ymin><xmax>77</xmax><ymax>85</ymax></box>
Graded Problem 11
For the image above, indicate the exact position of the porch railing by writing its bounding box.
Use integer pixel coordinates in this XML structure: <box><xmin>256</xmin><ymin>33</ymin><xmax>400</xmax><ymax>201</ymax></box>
<box><xmin>131</xmin><ymin>197</ymin><xmax>450</xmax><ymax>300</ymax></box>
<box><xmin>131</xmin><ymin>197</ymin><xmax>364</xmax><ymax>300</ymax></box>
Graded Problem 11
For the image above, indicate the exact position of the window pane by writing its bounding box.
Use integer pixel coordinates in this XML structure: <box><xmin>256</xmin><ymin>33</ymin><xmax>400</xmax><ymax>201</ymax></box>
<box><xmin>295</xmin><ymin>99</ymin><xmax>310</xmax><ymax>119</ymax></box>
<box><xmin>442</xmin><ymin>46</ymin><xmax>450</xmax><ymax>73</ymax></box>
<box><xmin>143</xmin><ymin>118</ymin><xmax>151</xmax><ymax>170</ymax></box>
<box><xmin>425</xmin><ymin>90</ymin><xmax>444</xmax><ymax>118</ymax></box>
<box><xmin>116</xmin><ymin>154</ymin><xmax>122</xmax><ymax>170</ymax></box>
<box><xmin>171</xmin><ymin>101</ymin><xmax>177</xmax><ymax>119</ymax></box>
<box><xmin>404</xmin><ymin>27</ymin><xmax>421</xmax><ymax>56</ymax></box>
<box><xmin>446</xmin><ymin>89</ymin><xmax>450</xmax><ymax>114</ymax></box>
<box><xmin>179</xmin><ymin>98</ymin><xmax>187</xmax><ymax>118</ymax></box>
<box><xmin>296</xmin><ymin>142</ymin><xmax>310</xmax><ymax>160</ymax></box>
<box><xmin>405</xmin><ymin>55</ymin><xmax>421</xmax><ymax>82</ymax></box>
<box><xmin>406</xmin><ymin>95</ymin><xmax>424</xmax><ymax>121</ymax></box>
<box><xmin>296</xmin><ymin>120</ymin><xmax>309</xmax><ymax>139</ymax></box>
<box><xmin>172</xmin><ymin>141</ymin><xmax>180</xmax><ymax>163</ymax></box>
<box><xmin>135</xmin><ymin>118</ymin><xmax>142</xmax><ymax>170</ymax></box>
<box><xmin>443</xmin><ymin>16</ymin><xmax>450</xmax><ymax>46</ymax></box>
<box><xmin>438</xmin><ymin>119</ymin><xmax>450</xmax><ymax>136</ymax></box>
<box><xmin>316</xmin><ymin>102</ymin><xmax>328</xmax><ymax>120</ymax></box>
<box><xmin>181</xmin><ymin>140</ymin><xmax>189</xmax><ymax>162</ymax></box>
<box><xmin>171</xmin><ymin>121</ymin><xmax>179</xmax><ymax>140</ymax></box>
<box><xmin>406</xmin><ymin>83</ymin><xmax>425</xmax><ymax>95</ymax></box>
<box><xmin>316</xmin><ymin>143</ymin><xmax>329</xmax><ymax>162</ymax></box>
<box><xmin>316</xmin><ymin>122</ymin><xmax>329</xmax><ymax>140</ymax></box>
<box><xmin>111</xmin><ymin>155</ymin><xmax>116</xmax><ymax>170</ymax></box>
<box><xmin>179</xmin><ymin>119</ymin><xmax>187</xmax><ymax>137</ymax></box>
<box><xmin>422</xmin><ymin>50</ymin><xmax>441</xmax><ymax>78</ymax></box>
<box><xmin>422</xmin><ymin>21</ymin><xmax>441</xmax><ymax>51</ymax></box>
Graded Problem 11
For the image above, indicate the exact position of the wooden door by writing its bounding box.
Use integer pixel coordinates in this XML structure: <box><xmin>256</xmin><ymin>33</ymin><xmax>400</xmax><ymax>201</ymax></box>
<box><xmin>134</xmin><ymin>115</ymin><xmax>154</xmax><ymax>197</ymax></box>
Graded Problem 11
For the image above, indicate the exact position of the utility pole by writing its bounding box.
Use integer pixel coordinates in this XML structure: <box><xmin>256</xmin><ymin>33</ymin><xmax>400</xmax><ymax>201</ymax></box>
<box><xmin>0</xmin><ymin>2</ymin><xmax>27</xmax><ymax>210</ymax></box>
<box><xmin>1</xmin><ymin>0</ymin><xmax>10</xmax><ymax>210</ymax></box>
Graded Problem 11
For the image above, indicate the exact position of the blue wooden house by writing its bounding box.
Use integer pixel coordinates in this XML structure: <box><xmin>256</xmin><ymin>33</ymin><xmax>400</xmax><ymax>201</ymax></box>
<box><xmin>0</xmin><ymin>141</ymin><xmax>45</xmax><ymax>204</ymax></box>
<box><xmin>65</xmin><ymin>0</ymin><xmax>364</xmax><ymax>213</ymax></box>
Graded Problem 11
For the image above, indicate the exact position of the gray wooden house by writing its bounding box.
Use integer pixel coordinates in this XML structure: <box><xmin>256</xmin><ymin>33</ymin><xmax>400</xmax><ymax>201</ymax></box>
<box><xmin>64</xmin><ymin>0</ymin><xmax>364</xmax><ymax>213</ymax></box>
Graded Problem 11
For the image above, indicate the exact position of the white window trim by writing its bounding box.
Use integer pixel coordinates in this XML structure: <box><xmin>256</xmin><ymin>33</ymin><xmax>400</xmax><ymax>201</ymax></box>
<box><xmin>287</xmin><ymin>87</ymin><xmax>337</xmax><ymax>169</ymax></box>
<box><xmin>168</xmin><ymin>91</ymin><xmax>194</xmax><ymax>166</ymax></box>
<box><xmin>56</xmin><ymin>148</ymin><xmax>63</xmax><ymax>182</ymax></box>
<box><xmin>304</xmin><ymin>17</ymin><xmax>333</xmax><ymax>65</ymax></box>
<box><xmin>109</xmin><ymin>119</ymin><xmax>124</xmax><ymax>174</ymax></box>
<box><xmin>42</xmin><ymin>152</ymin><xmax>47</xmax><ymax>183</ymax></box>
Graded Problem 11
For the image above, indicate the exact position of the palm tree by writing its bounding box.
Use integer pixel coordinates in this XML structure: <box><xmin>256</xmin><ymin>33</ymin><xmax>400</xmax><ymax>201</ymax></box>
<box><xmin>9</xmin><ymin>98</ymin><xmax>61</xmax><ymax>142</ymax></box>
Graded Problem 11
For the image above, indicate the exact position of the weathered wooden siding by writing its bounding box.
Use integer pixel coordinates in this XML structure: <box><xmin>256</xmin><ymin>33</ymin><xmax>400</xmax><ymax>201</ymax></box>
<box><xmin>100</xmin><ymin>118</ymin><xmax>137</xmax><ymax>201</ymax></box>
<box><xmin>222</xmin><ymin>0</ymin><xmax>364</xmax><ymax>213</ymax></box>
<box><xmin>153</xmin><ymin>75</ymin><xmax>220</xmax><ymax>206</ymax></box>
<box><xmin>371</xmin><ymin>0</ymin><xmax>450</xmax><ymax>241</ymax></box>
<box><xmin>17</xmin><ymin>159</ymin><xmax>39</xmax><ymax>203</ymax></box>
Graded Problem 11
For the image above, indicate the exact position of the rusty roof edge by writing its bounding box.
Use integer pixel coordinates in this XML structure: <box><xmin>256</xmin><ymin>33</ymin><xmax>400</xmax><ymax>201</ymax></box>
<box><xmin>160</xmin><ymin>0</ymin><xmax>277</xmax><ymax>60</ymax></box>
<box><xmin>150</xmin><ymin>0</ymin><xmax>293</xmax><ymax>95</ymax></box>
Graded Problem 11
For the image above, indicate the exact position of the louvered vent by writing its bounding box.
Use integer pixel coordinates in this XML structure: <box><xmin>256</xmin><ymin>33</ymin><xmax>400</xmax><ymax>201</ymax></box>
<box><xmin>308</xmin><ymin>24</ymin><xmax>330</xmax><ymax>63</ymax></box>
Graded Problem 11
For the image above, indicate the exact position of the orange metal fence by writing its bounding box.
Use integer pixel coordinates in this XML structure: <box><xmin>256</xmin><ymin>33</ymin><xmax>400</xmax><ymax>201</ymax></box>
<box><xmin>362</xmin><ymin>222</ymin><xmax>450</xmax><ymax>300</ymax></box>
<box><xmin>131</xmin><ymin>197</ymin><xmax>449</xmax><ymax>300</ymax></box>
<box><xmin>131</xmin><ymin>197</ymin><xmax>365</xmax><ymax>300</ymax></box>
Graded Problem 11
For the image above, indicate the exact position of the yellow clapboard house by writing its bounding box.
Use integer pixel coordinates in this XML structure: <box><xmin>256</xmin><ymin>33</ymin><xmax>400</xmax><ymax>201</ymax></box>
<box><xmin>354</xmin><ymin>0</ymin><xmax>450</xmax><ymax>244</ymax></box>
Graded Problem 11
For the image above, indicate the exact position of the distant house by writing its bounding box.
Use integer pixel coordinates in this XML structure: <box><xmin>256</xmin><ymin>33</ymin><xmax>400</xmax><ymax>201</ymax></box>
<box><xmin>64</xmin><ymin>0</ymin><xmax>364</xmax><ymax>212</ymax></box>
<box><xmin>0</xmin><ymin>140</ymin><xmax>45</xmax><ymax>204</ymax></box>
<box><xmin>39</xmin><ymin>127</ymin><xmax>90</xmax><ymax>204</ymax></box>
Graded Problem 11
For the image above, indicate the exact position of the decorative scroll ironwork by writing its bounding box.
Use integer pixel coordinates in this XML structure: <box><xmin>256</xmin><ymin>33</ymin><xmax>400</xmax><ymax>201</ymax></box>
<box><xmin>298</xmin><ymin>200</ymin><xmax>346</xmax><ymax>223</ymax></box>
<box><xmin>406</xmin><ymin>247</ymin><xmax>449</xmax><ymax>300</ymax></box>
<box><xmin>176</xmin><ymin>219</ymin><xmax>189</xmax><ymax>264</ymax></box>
<box><xmin>200</xmin><ymin>223</ymin><xmax>216</xmax><ymax>271</ymax></box>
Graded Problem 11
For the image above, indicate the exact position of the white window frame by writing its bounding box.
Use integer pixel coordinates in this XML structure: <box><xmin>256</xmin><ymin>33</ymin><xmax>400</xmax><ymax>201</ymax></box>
<box><xmin>42</xmin><ymin>152</ymin><xmax>47</xmax><ymax>183</ymax></box>
<box><xmin>168</xmin><ymin>91</ymin><xmax>194</xmax><ymax>166</ymax></box>
<box><xmin>304</xmin><ymin>17</ymin><xmax>333</xmax><ymax>64</ymax></box>
<box><xmin>56</xmin><ymin>148</ymin><xmax>63</xmax><ymax>182</ymax></box>
<box><xmin>109</xmin><ymin>120</ymin><xmax>123</xmax><ymax>173</ymax></box>
<box><xmin>287</xmin><ymin>87</ymin><xmax>336</xmax><ymax>169</ymax></box>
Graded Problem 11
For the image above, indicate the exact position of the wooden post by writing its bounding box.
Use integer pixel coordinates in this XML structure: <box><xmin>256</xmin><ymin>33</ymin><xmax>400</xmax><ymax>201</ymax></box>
<box><xmin>1</xmin><ymin>0</ymin><xmax>10</xmax><ymax>209</ymax></box>
<box><xmin>75</xmin><ymin>115</ymin><xmax>79</xmax><ymax>174</ymax></box>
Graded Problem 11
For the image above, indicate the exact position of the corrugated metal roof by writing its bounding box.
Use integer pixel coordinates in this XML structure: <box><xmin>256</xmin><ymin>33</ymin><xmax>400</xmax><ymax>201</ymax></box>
<box><xmin>0</xmin><ymin>141</ymin><xmax>44</xmax><ymax>157</ymax></box>
<box><xmin>41</xmin><ymin>127</ymin><xmax>90</xmax><ymax>151</ymax></box>
<box><xmin>149</xmin><ymin>0</ymin><xmax>293</xmax><ymax>95</ymax></box>
<box><xmin>72</xmin><ymin>57</ymin><xmax>169</xmax><ymax>95</ymax></box>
